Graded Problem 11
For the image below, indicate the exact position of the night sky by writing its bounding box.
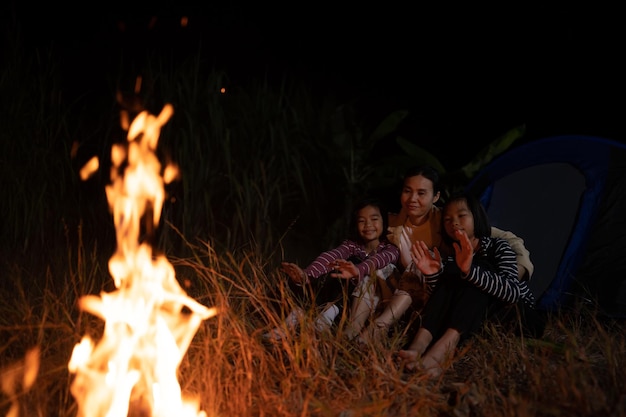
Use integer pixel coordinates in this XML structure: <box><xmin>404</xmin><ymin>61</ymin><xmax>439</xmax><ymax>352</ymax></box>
<box><xmin>6</xmin><ymin>4</ymin><xmax>626</xmax><ymax>169</ymax></box>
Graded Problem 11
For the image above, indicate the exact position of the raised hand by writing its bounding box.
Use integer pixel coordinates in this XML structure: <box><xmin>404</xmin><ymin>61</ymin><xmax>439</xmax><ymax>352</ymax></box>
<box><xmin>452</xmin><ymin>229</ymin><xmax>474</xmax><ymax>275</ymax></box>
<box><xmin>410</xmin><ymin>241</ymin><xmax>442</xmax><ymax>275</ymax></box>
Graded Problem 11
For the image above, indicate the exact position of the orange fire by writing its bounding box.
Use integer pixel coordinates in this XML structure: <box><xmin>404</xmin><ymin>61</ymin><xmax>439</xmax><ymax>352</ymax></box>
<box><xmin>69</xmin><ymin>104</ymin><xmax>218</xmax><ymax>417</ymax></box>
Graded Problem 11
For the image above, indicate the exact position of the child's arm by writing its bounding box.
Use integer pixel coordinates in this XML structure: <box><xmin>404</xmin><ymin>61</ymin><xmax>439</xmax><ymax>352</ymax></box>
<box><xmin>302</xmin><ymin>240</ymin><xmax>354</xmax><ymax>278</ymax></box>
<box><xmin>462</xmin><ymin>238</ymin><xmax>535</xmax><ymax>304</ymax></box>
<box><xmin>333</xmin><ymin>242</ymin><xmax>400</xmax><ymax>284</ymax></box>
<box><xmin>356</xmin><ymin>243</ymin><xmax>400</xmax><ymax>278</ymax></box>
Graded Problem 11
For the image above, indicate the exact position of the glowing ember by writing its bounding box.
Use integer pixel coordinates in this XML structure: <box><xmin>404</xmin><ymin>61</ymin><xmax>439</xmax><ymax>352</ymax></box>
<box><xmin>69</xmin><ymin>104</ymin><xmax>218</xmax><ymax>417</ymax></box>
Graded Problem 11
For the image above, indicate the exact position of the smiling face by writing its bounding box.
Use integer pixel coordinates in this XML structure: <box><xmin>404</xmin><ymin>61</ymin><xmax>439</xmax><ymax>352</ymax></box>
<box><xmin>400</xmin><ymin>174</ymin><xmax>440</xmax><ymax>225</ymax></box>
<box><xmin>442</xmin><ymin>198</ymin><xmax>475</xmax><ymax>241</ymax></box>
<box><xmin>356</xmin><ymin>204</ymin><xmax>384</xmax><ymax>245</ymax></box>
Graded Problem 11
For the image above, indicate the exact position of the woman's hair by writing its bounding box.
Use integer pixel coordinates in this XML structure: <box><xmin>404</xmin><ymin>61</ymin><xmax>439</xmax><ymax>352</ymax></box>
<box><xmin>441</xmin><ymin>192</ymin><xmax>491</xmax><ymax>246</ymax></box>
<box><xmin>402</xmin><ymin>164</ymin><xmax>441</xmax><ymax>196</ymax></box>
<box><xmin>348</xmin><ymin>196</ymin><xmax>389</xmax><ymax>243</ymax></box>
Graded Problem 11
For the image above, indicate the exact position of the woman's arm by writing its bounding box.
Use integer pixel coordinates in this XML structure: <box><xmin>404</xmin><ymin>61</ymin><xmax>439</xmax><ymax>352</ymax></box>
<box><xmin>491</xmin><ymin>226</ymin><xmax>534</xmax><ymax>281</ymax></box>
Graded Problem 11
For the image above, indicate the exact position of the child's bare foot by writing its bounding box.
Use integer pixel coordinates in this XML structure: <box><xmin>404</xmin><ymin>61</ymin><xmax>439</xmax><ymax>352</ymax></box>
<box><xmin>343</xmin><ymin>323</ymin><xmax>363</xmax><ymax>341</ymax></box>
<box><xmin>357</xmin><ymin>324</ymin><xmax>388</xmax><ymax>345</ymax></box>
<box><xmin>421</xmin><ymin>355</ymin><xmax>443</xmax><ymax>378</ymax></box>
<box><xmin>424</xmin><ymin>366</ymin><xmax>443</xmax><ymax>378</ymax></box>
<box><xmin>396</xmin><ymin>349</ymin><xmax>421</xmax><ymax>371</ymax></box>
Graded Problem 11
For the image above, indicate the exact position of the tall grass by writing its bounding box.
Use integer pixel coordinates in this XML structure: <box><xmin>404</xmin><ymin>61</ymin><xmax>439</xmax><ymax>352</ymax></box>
<box><xmin>1</xmin><ymin>234</ymin><xmax>625</xmax><ymax>416</ymax></box>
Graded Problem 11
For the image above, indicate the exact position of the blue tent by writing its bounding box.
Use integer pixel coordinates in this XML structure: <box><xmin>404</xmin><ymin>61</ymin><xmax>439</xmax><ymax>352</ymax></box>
<box><xmin>466</xmin><ymin>135</ymin><xmax>626</xmax><ymax>317</ymax></box>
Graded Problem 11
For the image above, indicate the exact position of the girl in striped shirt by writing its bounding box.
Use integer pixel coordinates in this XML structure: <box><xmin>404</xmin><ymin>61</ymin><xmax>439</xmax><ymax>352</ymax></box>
<box><xmin>264</xmin><ymin>197</ymin><xmax>399</xmax><ymax>340</ymax></box>
<box><xmin>397</xmin><ymin>192</ymin><xmax>536</xmax><ymax>377</ymax></box>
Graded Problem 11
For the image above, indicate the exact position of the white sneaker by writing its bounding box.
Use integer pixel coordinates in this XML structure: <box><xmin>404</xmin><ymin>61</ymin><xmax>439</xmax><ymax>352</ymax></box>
<box><xmin>262</xmin><ymin>327</ymin><xmax>288</xmax><ymax>341</ymax></box>
<box><xmin>315</xmin><ymin>304</ymin><xmax>340</xmax><ymax>332</ymax></box>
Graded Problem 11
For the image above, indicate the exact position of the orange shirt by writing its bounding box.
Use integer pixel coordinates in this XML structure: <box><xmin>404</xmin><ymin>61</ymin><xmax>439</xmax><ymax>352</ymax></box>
<box><xmin>387</xmin><ymin>206</ymin><xmax>445</xmax><ymax>269</ymax></box>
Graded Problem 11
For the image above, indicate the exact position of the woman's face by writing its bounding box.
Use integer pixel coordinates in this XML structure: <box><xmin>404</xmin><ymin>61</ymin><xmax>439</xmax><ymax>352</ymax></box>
<box><xmin>400</xmin><ymin>174</ymin><xmax>439</xmax><ymax>220</ymax></box>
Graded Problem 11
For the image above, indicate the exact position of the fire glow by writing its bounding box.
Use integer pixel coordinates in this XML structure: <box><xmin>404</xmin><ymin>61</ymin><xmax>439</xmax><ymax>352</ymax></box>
<box><xmin>69</xmin><ymin>104</ymin><xmax>218</xmax><ymax>417</ymax></box>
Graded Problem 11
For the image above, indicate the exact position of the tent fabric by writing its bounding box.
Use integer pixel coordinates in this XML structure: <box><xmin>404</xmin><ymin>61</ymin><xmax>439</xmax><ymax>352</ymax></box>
<box><xmin>466</xmin><ymin>135</ymin><xmax>626</xmax><ymax>317</ymax></box>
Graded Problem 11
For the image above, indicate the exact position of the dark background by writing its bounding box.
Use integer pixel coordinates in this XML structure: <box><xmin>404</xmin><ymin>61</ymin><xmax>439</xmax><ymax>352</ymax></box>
<box><xmin>3</xmin><ymin>4</ymin><xmax>626</xmax><ymax>311</ymax></box>
<box><xmin>5</xmin><ymin>4</ymin><xmax>626</xmax><ymax>169</ymax></box>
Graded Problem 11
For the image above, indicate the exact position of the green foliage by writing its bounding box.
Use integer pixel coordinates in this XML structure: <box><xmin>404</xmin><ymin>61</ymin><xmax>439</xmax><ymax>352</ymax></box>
<box><xmin>371</xmin><ymin>123</ymin><xmax>527</xmax><ymax>200</ymax></box>
<box><xmin>394</xmin><ymin>136</ymin><xmax>448</xmax><ymax>174</ymax></box>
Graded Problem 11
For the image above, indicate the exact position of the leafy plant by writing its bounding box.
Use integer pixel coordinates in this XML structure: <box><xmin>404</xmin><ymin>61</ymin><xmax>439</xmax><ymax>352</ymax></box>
<box><xmin>361</xmin><ymin>121</ymin><xmax>527</xmax><ymax>203</ymax></box>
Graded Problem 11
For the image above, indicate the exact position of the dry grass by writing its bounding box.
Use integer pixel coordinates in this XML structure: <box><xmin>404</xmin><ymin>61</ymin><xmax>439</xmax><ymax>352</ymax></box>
<box><xmin>1</xmin><ymin>236</ymin><xmax>624</xmax><ymax>417</ymax></box>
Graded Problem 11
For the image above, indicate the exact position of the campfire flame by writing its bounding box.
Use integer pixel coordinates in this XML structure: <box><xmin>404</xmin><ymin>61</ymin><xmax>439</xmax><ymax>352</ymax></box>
<box><xmin>1</xmin><ymin>347</ymin><xmax>39</xmax><ymax>417</ymax></box>
<box><xmin>69</xmin><ymin>104</ymin><xmax>218</xmax><ymax>417</ymax></box>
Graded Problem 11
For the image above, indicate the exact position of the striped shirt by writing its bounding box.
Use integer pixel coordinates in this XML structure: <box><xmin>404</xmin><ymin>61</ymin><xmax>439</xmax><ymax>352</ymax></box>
<box><xmin>437</xmin><ymin>237</ymin><xmax>536</xmax><ymax>305</ymax></box>
<box><xmin>303</xmin><ymin>239</ymin><xmax>400</xmax><ymax>284</ymax></box>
